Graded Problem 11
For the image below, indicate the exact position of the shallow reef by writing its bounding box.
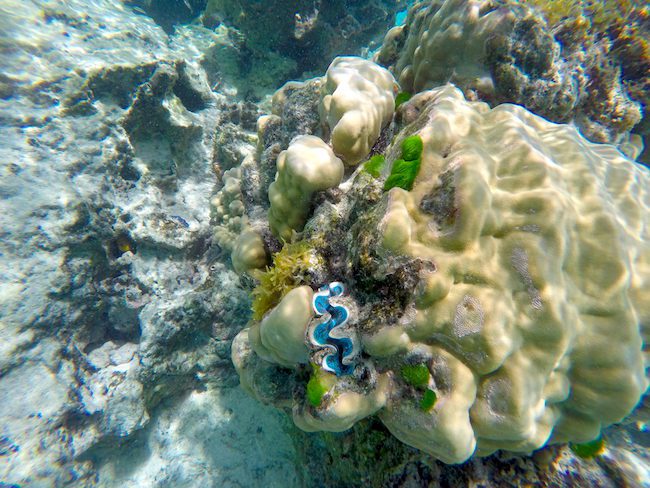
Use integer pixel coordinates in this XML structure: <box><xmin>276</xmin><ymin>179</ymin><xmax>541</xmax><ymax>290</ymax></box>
<box><xmin>232</xmin><ymin>68</ymin><xmax>649</xmax><ymax>466</ymax></box>
<box><xmin>226</xmin><ymin>2</ymin><xmax>649</xmax><ymax>483</ymax></box>
<box><xmin>1</xmin><ymin>0</ymin><xmax>648</xmax><ymax>487</ymax></box>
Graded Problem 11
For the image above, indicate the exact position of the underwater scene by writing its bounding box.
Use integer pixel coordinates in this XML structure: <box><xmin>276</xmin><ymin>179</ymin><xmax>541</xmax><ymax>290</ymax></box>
<box><xmin>0</xmin><ymin>0</ymin><xmax>648</xmax><ymax>486</ymax></box>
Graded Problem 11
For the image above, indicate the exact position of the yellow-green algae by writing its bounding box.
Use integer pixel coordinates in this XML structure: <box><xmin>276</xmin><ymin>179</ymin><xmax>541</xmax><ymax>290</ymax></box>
<box><xmin>307</xmin><ymin>365</ymin><xmax>337</xmax><ymax>407</ymax></box>
<box><xmin>363</xmin><ymin>154</ymin><xmax>386</xmax><ymax>178</ymax></box>
<box><xmin>524</xmin><ymin>0</ymin><xmax>645</xmax><ymax>29</ymax></box>
<box><xmin>569</xmin><ymin>436</ymin><xmax>606</xmax><ymax>459</ymax></box>
<box><xmin>400</xmin><ymin>363</ymin><xmax>430</xmax><ymax>388</ymax></box>
<box><xmin>251</xmin><ymin>240</ymin><xmax>320</xmax><ymax>321</ymax></box>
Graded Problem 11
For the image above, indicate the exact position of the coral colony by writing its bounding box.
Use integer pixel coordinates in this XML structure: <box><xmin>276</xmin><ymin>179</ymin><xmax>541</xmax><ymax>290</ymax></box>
<box><xmin>231</xmin><ymin>55</ymin><xmax>649</xmax><ymax>464</ymax></box>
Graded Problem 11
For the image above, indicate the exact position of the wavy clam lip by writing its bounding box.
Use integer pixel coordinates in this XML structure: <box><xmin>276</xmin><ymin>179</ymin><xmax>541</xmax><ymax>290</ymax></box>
<box><xmin>309</xmin><ymin>282</ymin><xmax>356</xmax><ymax>376</ymax></box>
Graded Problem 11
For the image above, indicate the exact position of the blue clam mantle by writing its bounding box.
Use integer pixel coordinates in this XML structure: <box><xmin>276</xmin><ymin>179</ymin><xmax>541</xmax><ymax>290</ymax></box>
<box><xmin>310</xmin><ymin>282</ymin><xmax>355</xmax><ymax>376</ymax></box>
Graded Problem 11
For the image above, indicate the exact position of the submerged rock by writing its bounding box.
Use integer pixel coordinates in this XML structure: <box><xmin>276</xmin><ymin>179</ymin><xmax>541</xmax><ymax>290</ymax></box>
<box><xmin>203</xmin><ymin>0</ymin><xmax>404</xmax><ymax>75</ymax></box>
<box><xmin>0</xmin><ymin>0</ymin><xmax>292</xmax><ymax>485</ymax></box>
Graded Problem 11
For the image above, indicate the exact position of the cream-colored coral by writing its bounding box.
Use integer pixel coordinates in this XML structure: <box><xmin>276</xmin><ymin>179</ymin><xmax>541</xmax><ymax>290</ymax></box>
<box><xmin>231</xmin><ymin>328</ymin><xmax>267</xmax><ymax>401</ymax></box>
<box><xmin>379</xmin><ymin>345</ymin><xmax>477</xmax><ymax>464</ymax></box>
<box><xmin>368</xmin><ymin>85</ymin><xmax>649</xmax><ymax>461</ymax></box>
<box><xmin>268</xmin><ymin>135</ymin><xmax>344</xmax><ymax>240</ymax></box>
<box><xmin>294</xmin><ymin>373</ymin><xmax>391</xmax><ymax>433</ymax></box>
<box><xmin>231</xmin><ymin>227</ymin><xmax>268</xmax><ymax>274</ymax></box>
<box><xmin>233</xmin><ymin>54</ymin><xmax>649</xmax><ymax>462</ymax></box>
<box><xmin>211</xmin><ymin>167</ymin><xmax>247</xmax><ymax>251</ymax></box>
<box><xmin>375</xmin><ymin>0</ymin><xmax>514</xmax><ymax>95</ymax></box>
<box><xmin>248</xmin><ymin>285</ymin><xmax>314</xmax><ymax>367</ymax></box>
<box><xmin>320</xmin><ymin>56</ymin><xmax>397</xmax><ymax>165</ymax></box>
<box><xmin>231</xmin><ymin>327</ymin><xmax>293</xmax><ymax>408</ymax></box>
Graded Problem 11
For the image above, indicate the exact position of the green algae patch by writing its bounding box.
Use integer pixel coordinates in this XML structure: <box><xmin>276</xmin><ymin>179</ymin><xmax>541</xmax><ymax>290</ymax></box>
<box><xmin>400</xmin><ymin>135</ymin><xmax>423</xmax><ymax>162</ymax></box>
<box><xmin>395</xmin><ymin>91</ymin><xmax>412</xmax><ymax>109</ymax></box>
<box><xmin>384</xmin><ymin>158</ymin><xmax>421</xmax><ymax>191</ymax></box>
<box><xmin>363</xmin><ymin>154</ymin><xmax>386</xmax><ymax>178</ymax></box>
<box><xmin>307</xmin><ymin>366</ymin><xmax>337</xmax><ymax>407</ymax></box>
<box><xmin>384</xmin><ymin>135</ymin><xmax>423</xmax><ymax>191</ymax></box>
<box><xmin>420</xmin><ymin>389</ymin><xmax>437</xmax><ymax>411</ymax></box>
<box><xmin>570</xmin><ymin>437</ymin><xmax>605</xmax><ymax>459</ymax></box>
<box><xmin>401</xmin><ymin>363</ymin><xmax>430</xmax><ymax>388</ymax></box>
<box><xmin>401</xmin><ymin>363</ymin><xmax>436</xmax><ymax>411</ymax></box>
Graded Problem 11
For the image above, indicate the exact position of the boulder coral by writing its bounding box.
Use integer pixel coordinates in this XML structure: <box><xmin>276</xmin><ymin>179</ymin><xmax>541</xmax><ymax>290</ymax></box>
<box><xmin>232</xmin><ymin>69</ymin><xmax>649</xmax><ymax>463</ymax></box>
<box><xmin>368</xmin><ymin>85</ymin><xmax>649</xmax><ymax>462</ymax></box>
<box><xmin>320</xmin><ymin>57</ymin><xmax>398</xmax><ymax>166</ymax></box>
<box><xmin>268</xmin><ymin>135</ymin><xmax>345</xmax><ymax>241</ymax></box>
<box><xmin>376</xmin><ymin>0</ymin><xmax>646</xmax><ymax>159</ymax></box>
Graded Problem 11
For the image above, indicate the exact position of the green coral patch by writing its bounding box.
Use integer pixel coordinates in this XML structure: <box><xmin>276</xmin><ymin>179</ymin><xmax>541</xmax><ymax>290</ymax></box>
<box><xmin>363</xmin><ymin>154</ymin><xmax>386</xmax><ymax>178</ymax></box>
<box><xmin>400</xmin><ymin>135</ymin><xmax>423</xmax><ymax>162</ymax></box>
<box><xmin>384</xmin><ymin>158</ymin><xmax>421</xmax><ymax>191</ymax></box>
<box><xmin>383</xmin><ymin>135</ymin><xmax>423</xmax><ymax>191</ymax></box>
<box><xmin>395</xmin><ymin>91</ymin><xmax>412</xmax><ymax>109</ymax></box>
<box><xmin>420</xmin><ymin>389</ymin><xmax>437</xmax><ymax>411</ymax></box>
<box><xmin>401</xmin><ymin>363</ymin><xmax>430</xmax><ymax>388</ymax></box>
<box><xmin>307</xmin><ymin>367</ymin><xmax>336</xmax><ymax>407</ymax></box>
<box><xmin>569</xmin><ymin>437</ymin><xmax>605</xmax><ymax>459</ymax></box>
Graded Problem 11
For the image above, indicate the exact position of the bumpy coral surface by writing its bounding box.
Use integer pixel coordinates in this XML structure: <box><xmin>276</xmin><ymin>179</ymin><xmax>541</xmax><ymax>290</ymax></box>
<box><xmin>376</xmin><ymin>0</ymin><xmax>646</xmax><ymax>158</ymax></box>
<box><xmin>233</xmin><ymin>80</ymin><xmax>649</xmax><ymax>464</ymax></box>
<box><xmin>268</xmin><ymin>135</ymin><xmax>344</xmax><ymax>240</ymax></box>
<box><xmin>377</xmin><ymin>0</ymin><xmax>512</xmax><ymax>95</ymax></box>
<box><xmin>211</xmin><ymin>167</ymin><xmax>247</xmax><ymax>251</ymax></box>
<box><xmin>370</xmin><ymin>85</ymin><xmax>649</xmax><ymax>462</ymax></box>
<box><xmin>320</xmin><ymin>57</ymin><xmax>397</xmax><ymax>166</ymax></box>
<box><xmin>231</xmin><ymin>227</ymin><xmax>268</xmax><ymax>274</ymax></box>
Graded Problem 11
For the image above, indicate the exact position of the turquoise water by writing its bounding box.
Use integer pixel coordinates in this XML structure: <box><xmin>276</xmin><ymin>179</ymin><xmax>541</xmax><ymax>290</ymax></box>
<box><xmin>395</xmin><ymin>8</ymin><xmax>408</xmax><ymax>25</ymax></box>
